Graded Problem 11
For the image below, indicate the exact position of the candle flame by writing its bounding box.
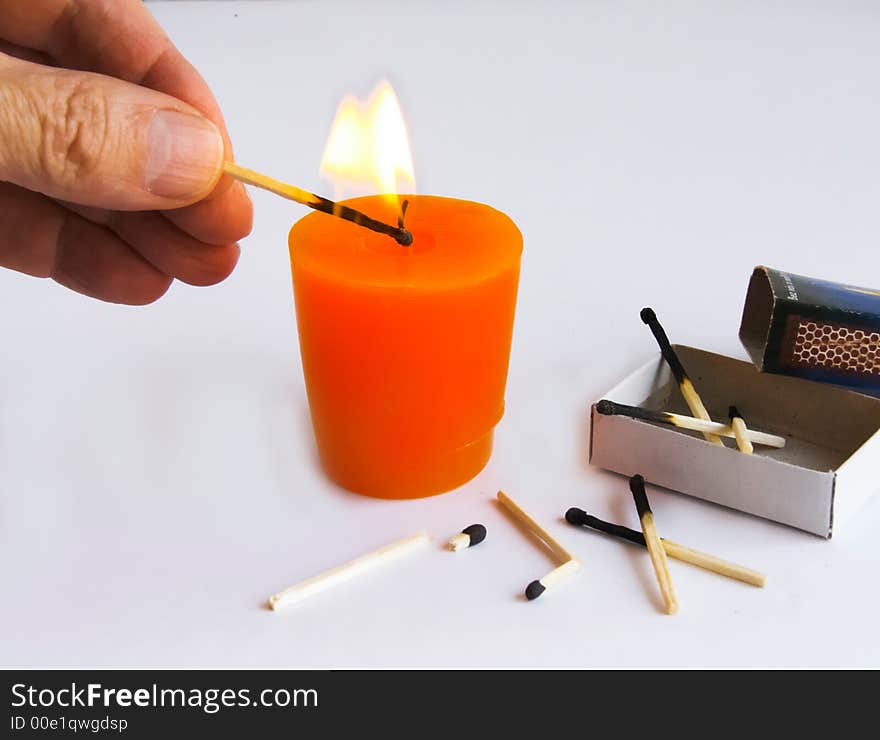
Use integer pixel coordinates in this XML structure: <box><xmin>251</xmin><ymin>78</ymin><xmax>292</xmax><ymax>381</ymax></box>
<box><xmin>320</xmin><ymin>80</ymin><xmax>416</xmax><ymax>206</ymax></box>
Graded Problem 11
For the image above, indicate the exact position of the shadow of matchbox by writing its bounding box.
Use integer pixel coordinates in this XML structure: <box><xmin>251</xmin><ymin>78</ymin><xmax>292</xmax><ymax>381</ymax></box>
<box><xmin>589</xmin><ymin>345</ymin><xmax>880</xmax><ymax>538</ymax></box>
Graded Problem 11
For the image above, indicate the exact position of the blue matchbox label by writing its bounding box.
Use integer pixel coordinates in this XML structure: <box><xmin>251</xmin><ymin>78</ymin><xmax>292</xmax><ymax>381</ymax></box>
<box><xmin>739</xmin><ymin>266</ymin><xmax>880</xmax><ymax>395</ymax></box>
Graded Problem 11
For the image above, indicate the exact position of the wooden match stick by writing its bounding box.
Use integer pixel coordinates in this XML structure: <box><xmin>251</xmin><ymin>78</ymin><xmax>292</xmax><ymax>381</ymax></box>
<box><xmin>222</xmin><ymin>161</ymin><xmax>413</xmax><ymax>246</ymax></box>
<box><xmin>497</xmin><ymin>491</ymin><xmax>573</xmax><ymax>563</ymax></box>
<box><xmin>496</xmin><ymin>491</ymin><xmax>580</xmax><ymax>600</ymax></box>
<box><xmin>640</xmin><ymin>307</ymin><xmax>723</xmax><ymax>446</ymax></box>
<box><xmin>630</xmin><ymin>475</ymin><xmax>678</xmax><ymax>614</ymax></box>
<box><xmin>728</xmin><ymin>406</ymin><xmax>754</xmax><ymax>455</ymax></box>
<box><xmin>447</xmin><ymin>524</ymin><xmax>487</xmax><ymax>552</ymax></box>
<box><xmin>565</xmin><ymin>508</ymin><xmax>766</xmax><ymax>587</ymax></box>
<box><xmin>595</xmin><ymin>399</ymin><xmax>786</xmax><ymax>448</ymax></box>
<box><xmin>268</xmin><ymin>531</ymin><xmax>429</xmax><ymax>611</ymax></box>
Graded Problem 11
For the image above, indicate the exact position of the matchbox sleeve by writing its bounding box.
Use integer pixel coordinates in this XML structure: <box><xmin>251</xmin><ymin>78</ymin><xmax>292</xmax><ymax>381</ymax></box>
<box><xmin>739</xmin><ymin>266</ymin><xmax>880</xmax><ymax>396</ymax></box>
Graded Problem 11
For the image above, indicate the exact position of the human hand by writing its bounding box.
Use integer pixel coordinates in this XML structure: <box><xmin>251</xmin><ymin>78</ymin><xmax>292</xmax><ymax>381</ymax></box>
<box><xmin>0</xmin><ymin>0</ymin><xmax>253</xmax><ymax>304</ymax></box>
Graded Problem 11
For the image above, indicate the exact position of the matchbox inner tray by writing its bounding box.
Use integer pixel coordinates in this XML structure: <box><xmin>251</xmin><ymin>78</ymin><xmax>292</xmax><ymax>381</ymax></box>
<box><xmin>589</xmin><ymin>345</ymin><xmax>880</xmax><ymax>537</ymax></box>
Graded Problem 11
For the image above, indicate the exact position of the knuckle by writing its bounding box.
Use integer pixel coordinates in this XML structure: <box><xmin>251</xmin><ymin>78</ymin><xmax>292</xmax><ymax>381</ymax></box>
<box><xmin>38</xmin><ymin>77</ymin><xmax>110</xmax><ymax>187</ymax></box>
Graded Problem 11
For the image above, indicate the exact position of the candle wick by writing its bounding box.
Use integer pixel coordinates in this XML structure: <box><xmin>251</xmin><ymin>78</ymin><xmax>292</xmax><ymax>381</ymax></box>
<box><xmin>394</xmin><ymin>199</ymin><xmax>412</xmax><ymax>247</ymax></box>
<box><xmin>397</xmin><ymin>200</ymin><xmax>410</xmax><ymax>229</ymax></box>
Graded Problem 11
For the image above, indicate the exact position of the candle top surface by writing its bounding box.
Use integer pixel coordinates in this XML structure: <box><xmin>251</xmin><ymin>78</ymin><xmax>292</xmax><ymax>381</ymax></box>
<box><xmin>290</xmin><ymin>195</ymin><xmax>521</xmax><ymax>289</ymax></box>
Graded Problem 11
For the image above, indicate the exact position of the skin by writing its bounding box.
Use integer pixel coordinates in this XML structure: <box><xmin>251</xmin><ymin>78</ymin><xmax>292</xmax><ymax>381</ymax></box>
<box><xmin>0</xmin><ymin>0</ymin><xmax>253</xmax><ymax>304</ymax></box>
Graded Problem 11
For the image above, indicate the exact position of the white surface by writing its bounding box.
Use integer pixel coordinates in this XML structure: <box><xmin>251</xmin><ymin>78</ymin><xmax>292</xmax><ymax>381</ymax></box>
<box><xmin>2</xmin><ymin>0</ymin><xmax>880</xmax><ymax>668</ymax></box>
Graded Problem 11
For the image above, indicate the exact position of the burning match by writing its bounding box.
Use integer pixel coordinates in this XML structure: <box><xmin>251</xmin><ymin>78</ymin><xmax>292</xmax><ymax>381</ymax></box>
<box><xmin>223</xmin><ymin>161</ymin><xmax>413</xmax><ymax>246</ymax></box>
<box><xmin>565</xmin><ymin>508</ymin><xmax>766</xmax><ymax>587</ymax></box>
<box><xmin>268</xmin><ymin>531</ymin><xmax>429</xmax><ymax>611</ymax></box>
<box><xmin>496</xmin><ymin>491</ymin><xmax>580</xmax><ymax>600</ymax></box>
<box><xmin>728</xmin><ymin>405</ymin><xmax>754</xmax><ymax>455</ymax></box>
<box><xmin>595</xmin><ymin>399</ymin><xmax>786</xmax><ymax>448</ymax></box>
<box><xmin>640</xmin><ymin>307</ymin><xmax>724</xmax><ymax>446</ymax></box>
<box><xmin>447</xmin><ymin>524</ymin><xmax>487</xmax><ymax>552</ymax></box>
<box><xmin>630</xmin><ymin>475</ymin><xmax>678</xmax><ymax>615</ymax></box>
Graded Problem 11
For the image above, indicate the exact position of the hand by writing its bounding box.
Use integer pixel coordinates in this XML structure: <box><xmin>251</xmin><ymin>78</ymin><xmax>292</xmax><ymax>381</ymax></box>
<box><xmin>0</xmin><ymin>0</ymin><xmax>253</xmax><ymax>304</ymax></box>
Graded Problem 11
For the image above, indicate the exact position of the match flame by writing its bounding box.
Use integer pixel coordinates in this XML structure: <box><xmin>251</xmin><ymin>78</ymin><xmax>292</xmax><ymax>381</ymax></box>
<box><xmin>320</xmin><ymin>80</ymin><xmax>416</xmax><ymax>205</ymax></box>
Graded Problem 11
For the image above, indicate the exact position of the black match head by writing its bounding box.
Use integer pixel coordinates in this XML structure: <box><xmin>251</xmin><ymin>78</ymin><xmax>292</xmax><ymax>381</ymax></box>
<box><xmin>629</xmin><ymin>474</ymin><xmax>651</xmax><ymax>518</ymax></box>
<box><xmin>595</xmin><ymin>399</ymin><xmax>616</xmax><ymax>415</ymax></box>
<box><xmin>395</xmin><ymin>229</ymin><xmax>414</xmax><ymax>247</ymax></box>
<box><xmin>461</xmin><ymin>523</ymin><xmax>487</xmax><ymax>547</ymax></box>
<box><xmin>525</xmin><ymin>580</ymin><xmax>546</xmax><ymax>601</ymax></box>
<box><xmin>565</xmin><ymin>507</ymin><xmax>588</xmax><ymax>526</ymax></box>
<box><xmin>640</xmin><ymin>307</ymin><xmax>657</xmax><ymax>326</ymax></box>
<box><xmin>729</xmin><ymin>405</ymin><xmax>741</xmax><ymax>421</ymax></box>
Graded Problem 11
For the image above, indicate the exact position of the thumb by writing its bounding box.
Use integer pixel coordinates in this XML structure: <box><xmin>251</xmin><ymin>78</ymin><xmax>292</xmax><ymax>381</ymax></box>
<box><xmin>0</xmin><ymin>55</ymin><xmax>225</xmax><ymax>210</ymax></box>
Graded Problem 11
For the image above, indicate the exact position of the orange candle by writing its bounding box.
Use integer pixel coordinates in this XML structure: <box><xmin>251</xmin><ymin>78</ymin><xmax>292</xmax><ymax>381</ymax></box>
<box><xmin>289</xmin><ymin>194</ymin><xmax>521</xmax><ymax>499</ymax></box>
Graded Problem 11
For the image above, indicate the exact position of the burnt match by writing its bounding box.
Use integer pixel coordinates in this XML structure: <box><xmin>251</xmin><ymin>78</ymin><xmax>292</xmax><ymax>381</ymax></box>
<box><xmin>447</xmin><ymin>524</ymin><xmax>487</xmax><ymax>552</ymax></box>
<box><xmin>595</xmin><ymin>399</ymin><xmax>786</xmax><ymax>448</ymax></box>
<box><xmin>223</xmin><ymin>161</ymin><xmax>413</xmax><ymax>246</ymax></box>
<box><xmin>630</xmin><ymin>475</ymin><xmax>678</xmax><ymax>615</ymax></box>
<box><xmin>728</xmin><ymin>406</ymin><xmax>754</xmax><ymax>455</ymax></box>
<box><xmin>565</xmin><ymin>508</ymin><xmax>766</xmax><ymax>587</ymax></box>
<box><xmin>640</xmin><ymin>307</ymin><xmax>723</xmax><ymax>446</ymax></box>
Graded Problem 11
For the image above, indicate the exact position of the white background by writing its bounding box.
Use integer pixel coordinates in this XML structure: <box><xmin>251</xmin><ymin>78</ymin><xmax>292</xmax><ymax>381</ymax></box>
<box><xmin>2</xmin><ymin>1</ymin><xmax>879</xmax><ymax>668</ymax></box>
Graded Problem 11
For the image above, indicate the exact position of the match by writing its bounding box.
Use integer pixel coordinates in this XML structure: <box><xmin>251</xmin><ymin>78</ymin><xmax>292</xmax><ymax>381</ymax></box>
<box><xmin>496</xmin><ymin>491</ymin><xmax>581</xmax><ymax>600</ymax></box>
<box><xmin>640</xmin><ymin>307</ymin><xmax>724</xmax><ymax>446</ymax></box>
<box><xmin>595</xmin><ymin>399</ymin><xmax>786</xmax><ymax>448</ymax></box>
<box><xmin>447</xmin><ymin>524</ymin><xmax>487</xmax><ymax>552</ymax></box>
<box><xmin>223</xmin><ymin>161</ymin><xmax>413</xmax><ymax>246</ymax></box>
<box><xmin>630</xmin><ymin>475</ymin><xmax>678</xmax><ymax>615</ymax></box>
<box><xmin>565</xmin><ymin>508</ymin><xmax>766</xmax><ymax>587</ymax></box>
<box><xmin>524</xmin><ymin>559</ymin><xmax>582</xmax><ymax>601</ymax></box>
<box><xmin>268</xmin><ymin>531</ymin><xmax>429</xmax><ymax>611</ymax></box>
<box><xmin>728</xmin><ymin>405</ymin><xmax>754</xmax><ymax>455</ymax></box>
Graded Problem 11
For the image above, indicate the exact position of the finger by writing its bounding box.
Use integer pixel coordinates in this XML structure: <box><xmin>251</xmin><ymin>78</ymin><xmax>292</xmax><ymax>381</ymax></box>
<box><xmin>0</xmin><ymin>1</ymin><xmax>253</xmax><ymax>243</ymax></box>
<box><xmin>0</xmin><ymin>54</ymin><xmax>224</xmax><ymax>209</ymax></box>
<box><xmin>139</xmin><ymin>47</ymin><xmax>253</xmax><ymax>243</ymax></box>
<box><xmin>0</xmin><ymin>1</ymin><xmax>168</xmax><ymax>82</ymax></box>
<box><xmin>163</xmin><ymin>180</ymin><xmax>254</xmax><ymax>246</ymax></box>
<box><xmin>59</xmin><ymin>201</ymin><xmax>241</xmax><ymax>286</ymax></box>
<box><xmin>0</xmin><ymin>1</ymin><xmax>67</xmax><ymax>50</ymax></box>
<box><xmin>110</xmin><ymin>211</ymin><xmax>241</xmax><ymax>287</ymax></box>
<box><xmin>0</xmin><ymin>0</ymin><xmax>253</xmax><ymax>242</ymax></box>
<box><xmin>0</xmin><ymin>1</ymin><xmax>232</xmax><ymax>159</ymax></box>
<box><xmin>0</xmin><ymin>182</ymin><xmax>171</xmax><ymax>304</ymax></box>
<box><xmin>0</xmin><ymin>39</ymin><xmax>53</xmax><ymax>65</ymax></box>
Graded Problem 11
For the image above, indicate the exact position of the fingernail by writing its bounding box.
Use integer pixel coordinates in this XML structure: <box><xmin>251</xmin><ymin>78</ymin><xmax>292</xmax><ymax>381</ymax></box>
<box><xmin>145</xmin><ymin>110</ymin><xmax>223</xmax><ymax>200</ymax></box>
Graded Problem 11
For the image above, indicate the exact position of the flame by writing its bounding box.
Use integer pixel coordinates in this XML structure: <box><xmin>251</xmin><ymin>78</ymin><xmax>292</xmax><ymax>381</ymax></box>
<box><xmin>320</xmin><ymin>80</ymin><xmax>415</xmax><ymax>205</ymax></box>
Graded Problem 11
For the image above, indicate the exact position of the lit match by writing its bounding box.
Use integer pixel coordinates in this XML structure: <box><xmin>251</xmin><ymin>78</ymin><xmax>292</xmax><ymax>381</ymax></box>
<box><xmin>640</xmin><ymin>307</ymin><xmax>723</xmax><ymax>446</ymax></box>
<box><xmin>496</xmin><ymin>491</ymin><xmax>580</xmax><ymax>600</ymax></box>
<box><xmin>268</xmin><ymin>531</ymin><xmax>429</xmax><ymax>611</ymax></box>
<box><xmin>728</xmin><ymin>406</ymin><xmax>754</xmax><ymax>455</ymax></box>
<box><xmin>447</xmin><ymin>524</ymin><xmax>487</xmax><ymax>552</ymax></box>
<box><xmin>565</xmin><ymin>508</ymin><xmax>766</xmax><ymax>588</ymax></box>
<box><xmin>223</xmin><ymin>161</ymin><xmax>413</xmax><ymax>246</ymax></box>
<box><xmin>595</xmin><ymin>399</ymin><xmax>786</xmax><ymax>448</ymax></box>
<box><xmin>630</xmin><ymin>475</ymin><xmax>678</xmax><ymax>615</ymax></box>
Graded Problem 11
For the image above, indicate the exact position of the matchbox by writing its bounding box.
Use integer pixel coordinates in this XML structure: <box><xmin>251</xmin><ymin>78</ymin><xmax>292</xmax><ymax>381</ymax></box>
<box><xmin>739</xmin><ymin>266</ymin><xmax>880</xmax><ymax>396</ymax></box>
<box><xmin>589</xmin><ymin>345</ymin><xmax>880</xmax><ymax>537</ymax></box>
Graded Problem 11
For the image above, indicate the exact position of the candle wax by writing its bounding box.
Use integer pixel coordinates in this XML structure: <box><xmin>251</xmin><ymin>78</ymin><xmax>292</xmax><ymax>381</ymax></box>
<box><xmin>289</xmin><ymin>195</ymin><xmax>521</xmax><ymax>499</ymax></box>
